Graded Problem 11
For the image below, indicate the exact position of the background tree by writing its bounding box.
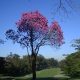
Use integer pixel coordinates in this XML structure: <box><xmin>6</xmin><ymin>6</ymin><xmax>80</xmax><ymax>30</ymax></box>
<box><xmin>36</xmin><ymin>54</ymin><xmax>48</xmax><ymax>70</ymax></box>
<box><xmin>0</xmin><ymin>53</ymin><xmax>59</xmax><ymax>76</ymax></box>
<box><xmin>22</xmin><ymin>55</ymin><xmax>32</xmax><ymax>74</ymax></box>
<box><xmin>5</xmin><ymin>11</ymin><xmax>63</xmax><ymax>80</ymax></box>
<box><xmin>60</xmin><ymin>51</ymin><xmax>80</xmax><ymax>77</ymax></box>
<box><xmin>60</xmin><ymin>38</ymin><xmax>80</xmax><ymax>77</ymax></box>
<box><xmin>72</xmin><ymin>39</ymin><xmax>80</xmax><ymax>51</ymax></box>
<box><xmin>5</xmin><ymin>53</ymin><xmax>21</xmax><ymax>76</ymax></box>
<box><xmin>0</xmin><ymin>39</ymin><xmax>5</xmax><ymax>74</ymax></box>
<box><xmin>59</xmin><ymin>59</ymin><xmax>66</xmax><ymax>71</ymax></box>
<box><xmin>0</xmin><ymin>57</ymin><xmax>6</xmax><ymax>74</ymax></box>
<box><xmin>47</xmin><ymin>58</ymin><xmax>59</xmax><ymax>68</ymax></box>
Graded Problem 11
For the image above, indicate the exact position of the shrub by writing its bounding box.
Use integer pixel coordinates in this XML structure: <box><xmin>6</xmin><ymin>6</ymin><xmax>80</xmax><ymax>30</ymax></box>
<box><xmin>60</xmin><ymin>51</ymin><xmax>80</xmax><ymax>77</ymax></box>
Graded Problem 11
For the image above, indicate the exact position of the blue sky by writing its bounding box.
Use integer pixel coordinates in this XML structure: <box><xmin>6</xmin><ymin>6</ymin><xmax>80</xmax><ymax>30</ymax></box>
<box><xmin>0</xmin><ymin>0</ymin><xmax>80</xmax><ymax>60</ymax></box>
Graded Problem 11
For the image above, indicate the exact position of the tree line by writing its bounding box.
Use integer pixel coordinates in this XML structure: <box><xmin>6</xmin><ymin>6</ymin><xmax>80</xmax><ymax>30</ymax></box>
<box><xmin>59</xmin><ymin>39</ymin><xmax>80</xmax><ymax>78</ymax></box>
<box><xmin>0</xmin><ymin>53</ymin><xmax>58</xmax><ymax>76</ymax></box>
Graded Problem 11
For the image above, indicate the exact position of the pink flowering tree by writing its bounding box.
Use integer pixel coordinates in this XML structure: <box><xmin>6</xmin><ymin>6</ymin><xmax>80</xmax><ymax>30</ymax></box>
<box><xmin>6</xmin><ymin>11</ymin><xmax>63</xmax><ymax>80</ymax></box>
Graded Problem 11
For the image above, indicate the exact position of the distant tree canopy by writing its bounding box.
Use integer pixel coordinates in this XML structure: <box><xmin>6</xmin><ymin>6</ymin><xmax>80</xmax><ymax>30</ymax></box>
<box><xmin>60</xmin><ymin>51</ymin><xmax>80</xmax><ymax>77</ymax></box>
<box><xmin>72</xmin><ymin>39</ymin><xmax>80</xmax><ymax>51</ymax></box>
<box><xmin>0</xmin><ymin>57</ymin><xmax>6</xmax><ymax>73</ymax></box>
<box><xmin>0</xmin><ymin>53</ymin><xmax>59</xmax><ymax>76</ymax></box>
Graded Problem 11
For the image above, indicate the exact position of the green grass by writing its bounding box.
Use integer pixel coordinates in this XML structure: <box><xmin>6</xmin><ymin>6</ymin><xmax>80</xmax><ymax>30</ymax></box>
<box><xmin>36</xmin><ymin>68</ymin><xmax>61</xmax><ymax>77</ymax></box>
<box><xmin>24</xmin><ymin>68</ymin><xmax>61</xmax><ymax>78</ymax></box>
<box><xmin>0</xmin><ymin>68</ymin><xmax>80</xmax><ymax>80</ymax></box>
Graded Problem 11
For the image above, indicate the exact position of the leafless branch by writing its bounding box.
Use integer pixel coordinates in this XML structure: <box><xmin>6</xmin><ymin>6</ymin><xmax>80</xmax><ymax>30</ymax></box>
<box><xmin>53</xmin><ymin>0</ymin><xmax>79</xmax><ymax>17</ymax></box>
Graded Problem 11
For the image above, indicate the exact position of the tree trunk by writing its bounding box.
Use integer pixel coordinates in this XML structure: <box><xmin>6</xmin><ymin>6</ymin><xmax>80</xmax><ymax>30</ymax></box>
<box><xmin>32</xmin><ymin>53</ymin><xmax>36</xmax><ymax>80</ymax></box>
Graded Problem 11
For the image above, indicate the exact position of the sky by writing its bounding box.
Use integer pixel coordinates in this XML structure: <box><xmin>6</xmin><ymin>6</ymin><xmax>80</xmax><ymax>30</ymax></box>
<box><xmin>0</xmin><ymin>0</ymin><xmax>80</xmax><ymax>60</ymax></box>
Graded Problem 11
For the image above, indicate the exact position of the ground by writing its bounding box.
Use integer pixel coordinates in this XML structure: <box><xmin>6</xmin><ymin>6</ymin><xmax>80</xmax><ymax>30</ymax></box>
<box><xmin>0</xmin><ymin>68</ymin><xmax>80</xmax><ymax>80</ymax></box>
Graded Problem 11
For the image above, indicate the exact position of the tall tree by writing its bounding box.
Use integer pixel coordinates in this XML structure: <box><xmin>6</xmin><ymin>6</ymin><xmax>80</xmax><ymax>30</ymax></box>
<box><xmin>5</xmin><ymin>11</ymin><xmax>63</xmax><ymax>80</ymax></box>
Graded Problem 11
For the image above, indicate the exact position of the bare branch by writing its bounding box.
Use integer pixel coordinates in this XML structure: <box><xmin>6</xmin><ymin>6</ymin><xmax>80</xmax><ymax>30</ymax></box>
<box><xmin>53</xmin><ymin>0</ymin><xmax>79</xmax><ymax>17</ymax></box>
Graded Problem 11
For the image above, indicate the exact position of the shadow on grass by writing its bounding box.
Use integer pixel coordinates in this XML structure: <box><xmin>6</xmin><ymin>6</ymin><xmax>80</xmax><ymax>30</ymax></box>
<box><xmin>15</xmin><ymin>77</ymin><xmax>70</xmax><ymax>80</ymax></box>
<box><xmin>36</xmin><ymin>77</ymin><xmax>70</xmax><ymax>80</ymax></box>
<box><xmin>0</xmin><ymin>77</ymin><xmax>70</xmax><ymax>80</ymax></box>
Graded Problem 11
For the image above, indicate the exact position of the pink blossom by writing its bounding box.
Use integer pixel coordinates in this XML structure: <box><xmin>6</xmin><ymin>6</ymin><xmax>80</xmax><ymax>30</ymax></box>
<box><xmin>49</xmin><ymin>21</ymin><xmax>63</xmax><ymax>46</ymax></box>
<box><xmin>16</xmin><ymin>11</ymin><xmax>48</xmax><ymax>32</ymax></box>
<box><xmin>16</xmin><ymin>11</ymin><xmax>63</xmax><ymax>47</ymax></box>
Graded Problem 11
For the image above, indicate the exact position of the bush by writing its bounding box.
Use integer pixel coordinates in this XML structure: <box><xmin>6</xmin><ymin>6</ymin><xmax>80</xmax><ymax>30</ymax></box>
<box><xmin>60</xmin><ymin>51</ymin><xmax>80</xmax><ymax>77</ymax></box>
<box><xmin>0</xmin><ymin>53</ymin><xmax>59</xmax><ymax>76</ymax></box>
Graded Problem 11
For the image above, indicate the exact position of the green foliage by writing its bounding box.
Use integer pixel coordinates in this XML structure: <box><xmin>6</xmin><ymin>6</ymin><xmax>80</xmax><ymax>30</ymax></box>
<box><xmin>72</xmin><ymin>39</ymin><xmax>80</xmax><ymax>51</ymax></box>
<box><xmin>36</xmin><ymin>55</ymin><xmax>59</xmax><ymax>70</ymax></box>
<box><xmin>2</xmin><ymin>68</ymin><xmax>80</xmax><ymax>80</ymax></box>
<box><xmin>47</xmin><ymin>58</ymin><xmax>59</xmax><ymax>68</ymax></box>
<box><xmin>60</xmin><ymin>51</ymin><xmax>80</xmax><ymax>77</ymax></box>
<box><xmin>0</xmin><ymin>57</ymin><xmax>6</xmax><ymax>74</ymax></box>
<box><xmin>36</xmin><ymin>55</ymin><xmax>48</xmax><ymax>70</ymax></box>
<box><xmin>4</xmin><ymin>53</ymin><xmax>32</xmax><ymax>76</ymax></box>
<box><xmin>59</xmin><ymin>59</ymin><xmax>66</xmax><ymax>71</ymax></box>
<box><xmin>0</xmin><ymin>53</ymin><xmax>59</xmax><ymax>76</ymax></box>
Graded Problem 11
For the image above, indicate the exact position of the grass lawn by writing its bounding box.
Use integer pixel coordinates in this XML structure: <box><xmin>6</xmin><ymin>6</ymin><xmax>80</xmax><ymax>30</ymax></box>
<box><xmin>0</xmin><ymin>68</ymin><xmax>80</xmax><ymax>80</ymax></box>
<box><xmin>24</xmin><ymin>68</ymin><xmax>61</xmax><ymax>78</ymax></box>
